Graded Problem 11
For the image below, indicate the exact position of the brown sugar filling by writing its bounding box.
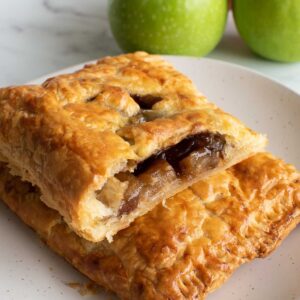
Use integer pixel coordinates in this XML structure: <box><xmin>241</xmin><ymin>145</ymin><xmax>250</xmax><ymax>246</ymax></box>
<box><xmin>117</xmin><ymin>132</ymin><xmax>226</xmax><ymax>216</ymax></box>
<box><xmin>134</xmin><ymin>132</ymin><xmax>225</xmax><ymax>176</ymax></box>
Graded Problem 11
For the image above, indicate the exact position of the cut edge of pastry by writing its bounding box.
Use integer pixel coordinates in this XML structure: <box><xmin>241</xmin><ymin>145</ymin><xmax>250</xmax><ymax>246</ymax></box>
<box><xmin>74</xmin><ymin>133</ymin><xmax>267</xmax><ymax>242</ymax></box>
<box><xmin>0</xmin><ymin>129</ymin><xmax>267</xmax><ymax>242</ymax></box>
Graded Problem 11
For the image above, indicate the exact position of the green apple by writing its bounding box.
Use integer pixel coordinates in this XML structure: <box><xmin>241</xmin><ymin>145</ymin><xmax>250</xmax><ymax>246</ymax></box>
<box><xmin>233</xmin><ymin>0</ymin><xmax>300</xmax><ymax>62</ymax></box>
<box><xmin>108</xmin><ymin>0</ymin><xmax>228</xmax><ymax>56</ymax></box>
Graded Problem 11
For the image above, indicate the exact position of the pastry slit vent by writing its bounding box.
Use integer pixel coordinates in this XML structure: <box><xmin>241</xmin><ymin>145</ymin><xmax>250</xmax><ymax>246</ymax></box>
<box><xmin>96</xmin><ymin>132</ymin><xmax>226</xmax><ymax>216</ymax></box>
<box><xmin>130</xmin><ymin>94</ymin><xmax>163</xmax><ymax>109</ymax></box>
<box><xmin>85</xmin><ymin>96</ymin><xmax>97</xmax><ymax>102</ymax></box>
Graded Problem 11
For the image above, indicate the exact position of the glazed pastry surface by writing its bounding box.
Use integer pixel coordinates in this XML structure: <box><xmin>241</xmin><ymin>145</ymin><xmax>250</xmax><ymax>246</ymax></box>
<box><xmin>0</xmin><ymin>52</ymin><xmax>266</xmax><ymax>241</ymax></box>
<box><xmin>0</xmin><ymin>152</ymin><xmax>298</xmax><ymax>299</ymax></box>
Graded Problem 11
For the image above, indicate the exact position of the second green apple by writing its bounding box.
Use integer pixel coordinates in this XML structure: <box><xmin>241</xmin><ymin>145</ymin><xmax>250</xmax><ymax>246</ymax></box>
<box><xmin>233</xmin><ymin>0</ymin><xmax>300</xmax><ymax>62</ymax></box>
<box><xmin>109</xmin><ymin>0</ymin><xmax>228</xmax><ymax>56</ymax></box>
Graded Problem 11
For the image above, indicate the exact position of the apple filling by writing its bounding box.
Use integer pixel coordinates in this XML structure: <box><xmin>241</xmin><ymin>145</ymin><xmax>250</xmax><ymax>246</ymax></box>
<box><xmin>97</xmin><ymin>132</ymin><xmax>226</xmax><ymax>216</ymax></box>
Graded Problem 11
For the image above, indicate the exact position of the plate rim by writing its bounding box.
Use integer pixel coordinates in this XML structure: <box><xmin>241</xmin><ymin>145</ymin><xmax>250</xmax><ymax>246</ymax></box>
<box><xmin>28</xmin><ymin>55</ymin><xmax>300</xmax><ymax>98</ymax></box>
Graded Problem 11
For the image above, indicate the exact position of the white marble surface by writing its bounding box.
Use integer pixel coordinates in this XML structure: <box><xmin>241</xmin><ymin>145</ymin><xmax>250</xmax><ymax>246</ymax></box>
<box><xmin>0</xmin><ymin>0</ymin><xmax>300</xmax><ymax>93</ymax></box>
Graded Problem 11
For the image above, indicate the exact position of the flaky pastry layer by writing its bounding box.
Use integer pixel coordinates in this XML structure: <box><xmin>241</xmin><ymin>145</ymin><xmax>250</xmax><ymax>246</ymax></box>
<box><xmin>0</xmin><ymin>52</ymin><xmax>266</xmax><ymax>241</ymax></box>
<box><xmin>0</xmin><ymin>153</ymin><xmax>299</xmax><ymax>299</ymax></box>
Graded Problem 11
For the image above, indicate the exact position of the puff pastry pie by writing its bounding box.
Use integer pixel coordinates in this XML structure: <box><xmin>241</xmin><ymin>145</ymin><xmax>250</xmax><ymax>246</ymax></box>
<box><xmin>0</xmin><ymin>153</ymin><xmax>298</xmax><ymax>299</ymax></box>
<box><xmin>0</xmin><ymin>52</ymin><xmax>266</xmax><ymax>241</ymax></box>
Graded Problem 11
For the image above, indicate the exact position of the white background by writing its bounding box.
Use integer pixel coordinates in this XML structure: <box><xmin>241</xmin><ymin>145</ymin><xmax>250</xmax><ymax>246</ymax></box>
<box><xmin>0</xmin><ymin>0</ymin><xmax>299</xmax><ymax>93</ymax></box>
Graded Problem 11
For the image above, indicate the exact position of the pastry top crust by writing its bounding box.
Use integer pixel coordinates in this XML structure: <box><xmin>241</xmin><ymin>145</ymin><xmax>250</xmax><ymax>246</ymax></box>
<box><xmin>0</xmin><ymin>153</ymin><xmax>298</xmax><ymax>300</ymax></box>
<box><xmin>0</xmin><ymin>52</ymin><xmax>266</xmax><ymax>241</ymax></box>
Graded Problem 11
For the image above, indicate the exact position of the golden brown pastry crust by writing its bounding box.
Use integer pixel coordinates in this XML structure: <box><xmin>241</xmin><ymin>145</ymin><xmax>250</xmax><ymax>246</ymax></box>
<box><xmin>0</xmin><ymin>52</ymin><xmax>266</xmax><ymax>242</ymax></box>
<box><xmin>0</xmin><ymin>153</ymin><xmax>298</xmax><ymax>300</ymax></box>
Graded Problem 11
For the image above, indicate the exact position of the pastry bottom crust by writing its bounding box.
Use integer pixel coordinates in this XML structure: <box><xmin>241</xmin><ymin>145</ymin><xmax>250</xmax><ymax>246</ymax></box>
<box><xmin>0</xmin><ymin>153</ymin><xmax>299</xmax><ymax>300</ymax></box>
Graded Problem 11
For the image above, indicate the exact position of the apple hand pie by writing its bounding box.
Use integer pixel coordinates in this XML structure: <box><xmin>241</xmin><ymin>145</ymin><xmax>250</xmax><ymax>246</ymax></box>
<box><xmin>0</xmin><ymin>52</ymin><xmax>266</xmax><ymax>241</ymax></box>
<box><xmin>0</xmin><ymin>153</ymin><xmax>298</xmax><ymax>300</ymax></box>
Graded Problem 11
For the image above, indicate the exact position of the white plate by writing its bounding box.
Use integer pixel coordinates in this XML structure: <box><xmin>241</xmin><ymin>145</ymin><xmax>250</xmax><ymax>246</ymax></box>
<box><xmin>0</xmin><ymin>57</ymin><xmax>299</xmax><ymax>300</ymax></box>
